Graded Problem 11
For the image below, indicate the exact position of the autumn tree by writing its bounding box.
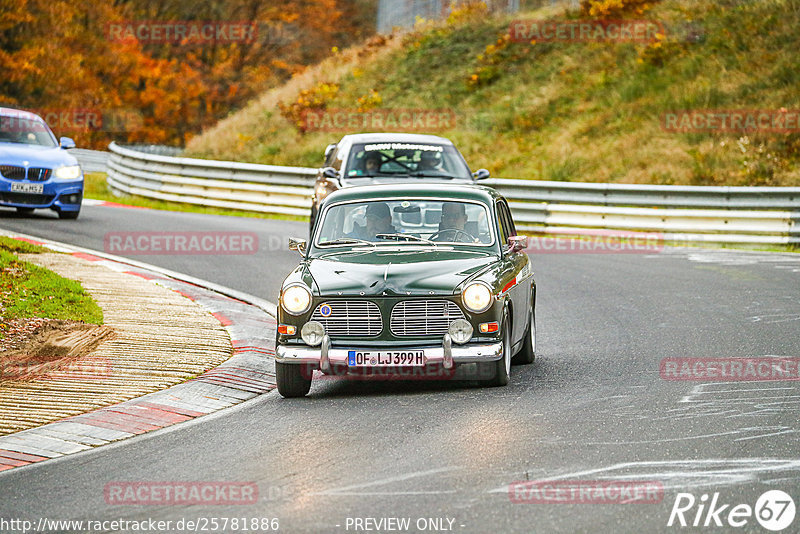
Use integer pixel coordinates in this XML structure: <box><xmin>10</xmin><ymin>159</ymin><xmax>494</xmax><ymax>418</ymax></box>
<box><xmin>0</xmin><ymin>0</ymin><xmax>378</xmax><ymax>148</ymax></box>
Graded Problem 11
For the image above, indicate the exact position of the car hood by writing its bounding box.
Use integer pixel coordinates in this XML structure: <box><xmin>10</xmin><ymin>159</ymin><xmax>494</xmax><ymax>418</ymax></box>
<box><xmin>306</xmin><ymin>248</ymin><xmax>496</xmax><ymax>296</ymax></box>
<box><xmin>0</xmin><ymin>143</ymin><xmax>77</xmax><ymax>168</ymax></box>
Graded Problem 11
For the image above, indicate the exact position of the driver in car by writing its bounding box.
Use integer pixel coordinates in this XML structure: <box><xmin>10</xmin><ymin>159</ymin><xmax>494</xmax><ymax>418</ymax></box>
<box><xmin>417</xmin><ymin>151</ymin><xmax>443</xmax><ymax>173</ymax></box>
<box><xmin>434</xmin><ymin>202</ymin><xmax>476</xmax><ymax>242</ymax></box>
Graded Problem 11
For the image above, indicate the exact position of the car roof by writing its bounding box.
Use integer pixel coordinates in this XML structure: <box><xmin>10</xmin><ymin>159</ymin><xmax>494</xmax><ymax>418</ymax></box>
<box><xmin>0</xmin><ymin>107</ymin><xmax>45</xmax><ymax>122</ymax></box>
<box><xmin>337</xmin><ymin>133</ymin><xmax>455</xmax><ymax>146</ymax></box>
<box><xmin>321</xmin><ymin>183</ymin><xmax>502</xmax><ymax>207</ymax></box>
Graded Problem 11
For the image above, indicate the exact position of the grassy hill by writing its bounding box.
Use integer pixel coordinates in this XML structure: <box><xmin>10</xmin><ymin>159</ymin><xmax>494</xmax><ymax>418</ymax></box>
<box><xmin>185</xmin><ymin>0</ymin><xmax>800</xmax><ymax>187</ymax></box>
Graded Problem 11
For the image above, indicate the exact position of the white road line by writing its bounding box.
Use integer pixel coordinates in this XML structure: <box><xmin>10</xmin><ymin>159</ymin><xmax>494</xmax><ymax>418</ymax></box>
<box><xmin>311</xmin><ymin>466</ymin><xmax>462</xmax><ymax>496</ymax></box>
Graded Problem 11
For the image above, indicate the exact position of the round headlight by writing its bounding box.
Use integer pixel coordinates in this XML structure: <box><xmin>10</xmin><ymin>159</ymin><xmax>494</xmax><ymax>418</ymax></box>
<box><xmin>462</xmin><ymin>282</ymin><xmax>492</xmax><ymax>313</ymax></box>
<box><xmin>301</xmin><ymin>321</ymin><xmax>325</xmax><ymax>346</ymax></box>
<box><xmin>448</xmin><ymin>319</ymin><xmax>473</xmax><ymax>344</ymax></box>
<box><xmin>281</xmin><ymin>284</ymin><xmax>312</xmax><ymax>315</ymax></box>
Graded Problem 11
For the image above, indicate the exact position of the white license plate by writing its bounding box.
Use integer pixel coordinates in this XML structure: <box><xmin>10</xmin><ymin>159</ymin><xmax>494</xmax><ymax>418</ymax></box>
<box><xmin>347</xmin><ymin>350</ymin><xmax>425</xmax><ymax>367</ymax></box>
<box><xmin>10</xmin><ymin>182</ymin><xmax>44</xmax><ymax>194</ymax></box>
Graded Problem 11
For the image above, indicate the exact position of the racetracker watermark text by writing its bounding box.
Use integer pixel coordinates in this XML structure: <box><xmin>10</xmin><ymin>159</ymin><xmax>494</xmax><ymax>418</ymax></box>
<box><xmin>300</xmin><ymin>109</ymin><xmax>457</xmax><ymax>133</ymax></box>
<box><xmin>661</xmin><ymin>109</ymin><xmax>799</xmax><ymax>134</ymax></box>
<box><xmin>299</xmin><ymin>363</ymin><xmax>496</xmax><ymax>381</ymax></box>
<box><xmin>523</xmin><ymin>231</ymin><xmax>665</xmax><ymax>254</ymax></box>
<box><xmin>105</xmin><ymin>21</ymin><xmax>258</xmax><ymax>44</ymax></box>
<box><xmin>660</xmin><ymin>357</ymin><xmax>800</xmax><ymax>382</ymax></box>
<box><xmin>0</xmin><ymin>357</ymin><xmax>112</xmax><ymax>381</ymax></box>
<box><xmin>1</xmin><ymin>109</ymin><xmax>143</xmax><ymax>133</ymax></box>
<box><xmin>509</xmin><ymin>480</ymin><xmax>664</xmax><ymax>504</ymax></box>
<box><xmin>104</xmin><ymin>232</ymin><xmax>258</xmax><ymax>255</ymax></box>
<box><xmin>509</xmin><ymin>19</ymin><xmax>663</xmax><ymax>43</ymax></box>
<box><xmin>104</xmin><ymin>481</ymin><xmax>258</xmax><ymax>505</ymax></box>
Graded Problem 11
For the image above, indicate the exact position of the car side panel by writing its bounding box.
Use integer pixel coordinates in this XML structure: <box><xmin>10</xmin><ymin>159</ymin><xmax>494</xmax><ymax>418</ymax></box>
<box><xmin>506</xmin><ymin>252</ymin><xmax>530</xmax><ymax>347</ymax></box>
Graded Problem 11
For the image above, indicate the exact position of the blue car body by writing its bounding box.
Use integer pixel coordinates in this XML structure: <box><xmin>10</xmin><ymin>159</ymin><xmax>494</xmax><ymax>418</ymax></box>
<box><xmin>0</xmin><ymin>107</ymin><xmax>83</xmax><ymax>218</ymax></box>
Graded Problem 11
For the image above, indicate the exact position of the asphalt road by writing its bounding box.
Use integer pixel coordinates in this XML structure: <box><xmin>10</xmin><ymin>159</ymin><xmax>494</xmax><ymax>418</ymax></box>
<box><xmin>1</xmin><ymin>204</ymin><xmax>799</xmax><ymax>533</ymax></box>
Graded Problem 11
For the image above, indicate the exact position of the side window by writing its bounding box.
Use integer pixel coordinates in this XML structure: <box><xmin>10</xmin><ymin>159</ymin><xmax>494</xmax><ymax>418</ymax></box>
<box><xmin>496</xmin><ymin>201</ymin><xmax>509</xmax><ymax>245</ymax></box>
<box><xmin>328</xmin><ymin>148</ymin><xmax>343</xmax><ymax>170</ymax></box>
<box><xmin>499</xmin><ymin>200</ymin><xmax>516</xmax><ymax>237</ymax></box>
<box><xmin>328</xmin><ymin>143</ymin><xmax>347</xmax><ymax>171</ymax></box>
<box><xmin>324</xmin><ymin>148</ymin><xmax>336</xmax><ymax>167</ymax></box>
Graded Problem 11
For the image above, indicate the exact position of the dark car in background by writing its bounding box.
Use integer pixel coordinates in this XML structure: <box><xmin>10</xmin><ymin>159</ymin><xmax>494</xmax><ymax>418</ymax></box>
<box><xmin>309</xmin><ymin>132</ymin><xmax>490</xmax><ymax>233</ymax></box>
<box><xmin>276</xmin><ymin>183</ymin><xmax>535</xmax><ymax>398</ymax></box>
<box><xmin>0</xmin><ymin>107</ymin><xmax>83</xmax><ymax>219</ymax></box>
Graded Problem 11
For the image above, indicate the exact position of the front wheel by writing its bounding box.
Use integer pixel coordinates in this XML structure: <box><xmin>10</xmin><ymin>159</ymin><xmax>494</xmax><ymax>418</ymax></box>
<box><xmin>58</xmin><ymin>209</ymin><xmax>80</xmax><ymax>220</ymax></box>
<box><xmin>276</xmin><ymin>361</ymin><xmax>312</xmax><ymax>398</ymax></box>
<box><xmin>512</xmin><ymin>307</ymin><xmax>535</xmax><ymax>365</ymax></box>
<box><xmin>482</xmin><ymin>309</ymin><xmax>511</xmax><ymax>387</ymax></box>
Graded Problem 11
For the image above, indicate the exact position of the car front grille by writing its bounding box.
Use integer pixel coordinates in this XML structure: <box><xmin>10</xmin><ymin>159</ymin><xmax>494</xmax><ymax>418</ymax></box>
<box><xmin>0</xmin><ymin>165</ymin><xmax>26</xmax><ymax>180</ymax></box>
<box><xmin>311</xmin><ymin>301</ymin><xmax>382</xmax><ymax>336</ymax></box>
<box><xmin>0</xmin><ymin>193</ymin><xmax>55</xmax><ymax>205</ymax></box>
<box><xmin>27</xmin><ymin>168</ymin><xmax>52</xmax><ymax>181</ymax></box>
<box><xmin>0</xmin><ymin>166</ymin><xmax>52</xmax><ymax>181</ymax></box>
<box><xmin>390</xmin><ymin>300</ymin><xmax>465</xmax><ymax>337</ymax></box>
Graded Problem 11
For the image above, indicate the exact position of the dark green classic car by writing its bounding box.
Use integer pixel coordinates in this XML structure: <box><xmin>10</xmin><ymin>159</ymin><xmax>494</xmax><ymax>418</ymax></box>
<box><xmin>275</xmin><ymin>183</ymin><xmax>536</xmax><ymax>397</ymax></box>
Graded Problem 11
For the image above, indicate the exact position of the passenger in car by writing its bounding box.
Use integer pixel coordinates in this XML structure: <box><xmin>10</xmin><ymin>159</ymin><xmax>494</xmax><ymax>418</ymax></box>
<box><xmin>350</xmin><ymin>202</ymin><xmax>396</xmax><ymax>240</ymax></box>
<box><xmin>364</xmin><ymin>152</ymin><xmax>382</xmax><ymax>174</ymax></box>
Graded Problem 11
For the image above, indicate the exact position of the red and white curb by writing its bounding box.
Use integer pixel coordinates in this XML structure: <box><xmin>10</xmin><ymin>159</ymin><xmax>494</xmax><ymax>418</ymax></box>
<box><xmin>0</xmin><ymin>234</ymin><xmax>277</xmax><ymax>473</ymax></box>
<box><xmin>81</xmin><ymin>198</ymin><xmax>150</xmax><ymax>210</ymax></box>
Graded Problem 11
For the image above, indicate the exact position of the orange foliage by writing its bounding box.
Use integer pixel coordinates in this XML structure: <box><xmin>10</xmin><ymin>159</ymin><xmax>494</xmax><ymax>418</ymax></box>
<box><xmin>0</xmin><ymin>0</ymin><xmax>377</xmax><ymax>148</ymax></box>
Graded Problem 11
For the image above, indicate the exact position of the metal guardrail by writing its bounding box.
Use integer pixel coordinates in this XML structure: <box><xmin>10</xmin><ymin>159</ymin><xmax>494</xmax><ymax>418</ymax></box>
<box><xmin>486</xmin><ymin>178</ymin><xmax>800</xmax><ymax>245</ymax></box>
<box><xmin>106</xmin><ymin>142</ymin><xmax>800</xmax><ymax>244</ymax></box>
<box><xmin>107</xmin><ymin>142</ymin><xmax>316</xmax><ymax>216</ymax></box>
<box><xmin>72</xmin><ymin>149</ymin><xmax>109</xmax><ymax>173</ymax></box>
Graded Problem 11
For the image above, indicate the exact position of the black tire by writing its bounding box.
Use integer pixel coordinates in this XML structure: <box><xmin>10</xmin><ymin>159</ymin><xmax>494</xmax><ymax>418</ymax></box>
<box><xmin>512</xmin><ymin>306</ymin><xmax>535</xmax><ymax>365</ymax></box>
<box><xmin>482</xmin><ymin>308</ymin><xmax>511</xmax><ymax>387</ymax></box>
<box><xmin>276</xmin><ymin>361</ymin><xmax>312</xmax><ymax>398</ymax></box>
<box><xmin>58</xmin><ymin>209</ymin><xmax>80</xmax><ymax>220</ymax></box>
<box><xmin>16</xmin><ymin>207</ymin><xmax>34</xmax><ymax>215</ymax></box>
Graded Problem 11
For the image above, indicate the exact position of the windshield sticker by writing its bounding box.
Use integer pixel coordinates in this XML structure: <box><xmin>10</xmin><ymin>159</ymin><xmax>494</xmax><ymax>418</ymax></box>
<box><xmin>363</xmin><ymin>143</ymin><xmax>444</xmax><ymax>152</ymax></box>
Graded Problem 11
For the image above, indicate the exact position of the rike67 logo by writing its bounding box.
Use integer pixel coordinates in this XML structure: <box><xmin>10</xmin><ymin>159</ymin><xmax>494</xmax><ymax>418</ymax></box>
<box><xmin>668</xmin><ymin>490</ymin><xmax>795</xmax><ymax>531</ymax></box>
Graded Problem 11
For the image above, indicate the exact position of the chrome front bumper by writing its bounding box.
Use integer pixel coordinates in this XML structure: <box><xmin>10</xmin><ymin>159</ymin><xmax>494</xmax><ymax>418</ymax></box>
<box><xmin>276</xmin><ymin>334</ymin><xmax>503</xmax><ymax>369</ymax></box>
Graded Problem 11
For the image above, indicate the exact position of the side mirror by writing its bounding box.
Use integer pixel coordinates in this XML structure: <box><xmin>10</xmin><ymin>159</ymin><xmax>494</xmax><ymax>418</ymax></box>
<box><xmin>288</xmin><ymin>237</ymin><xmax>307</xmax><ymax>255</ymax></box>
<box><xmin>507</xmin><ymin>235</ymin><xmax>528</xmax><ymax>253</ymax></box>
<box><xmin>473</xmin><ymin>169</ymin><xmax>490</xmax><ymax>180</ymax></box>
<box><xmin>60</xmin><ymin>137</ymin><xmax>76</xmax><ymax>149</ymax></box>
<box><xmin>322</xmin><ymin>167</ymin><xmax>340</xmax><ymax>180</ymax></box>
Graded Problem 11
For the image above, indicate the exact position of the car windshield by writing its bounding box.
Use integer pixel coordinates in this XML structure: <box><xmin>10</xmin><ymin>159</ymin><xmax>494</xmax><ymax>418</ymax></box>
<box><xmin>315</xmin><ymin>199</ymin><xmax>494</xmax><ymax>248</ymax></box>
<box><xmin>344</xmin><ymin>142</ymin><xmax>472</xmax><ymax>179</ymax></box>
<box><xmin>0</xmin><ymin>114</ymin><xmax>56</xmax><ymax>147</ymax></box>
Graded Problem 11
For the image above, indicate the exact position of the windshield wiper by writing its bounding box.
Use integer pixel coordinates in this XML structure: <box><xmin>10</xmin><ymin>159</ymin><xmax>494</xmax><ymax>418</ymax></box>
<box><xmin>319</xmin><ymin>238</ymin><xmax>375</xmax><ymax>247</ymax></box>
<box><xmin>408</xmin><ymin>172</ymin><xmax>458</xmax><ymax>179</ymax></box>
<box><xmin>375</xmin><ymin>233</ymin><xmax>437</xmax><ymax>246</ymax></box>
